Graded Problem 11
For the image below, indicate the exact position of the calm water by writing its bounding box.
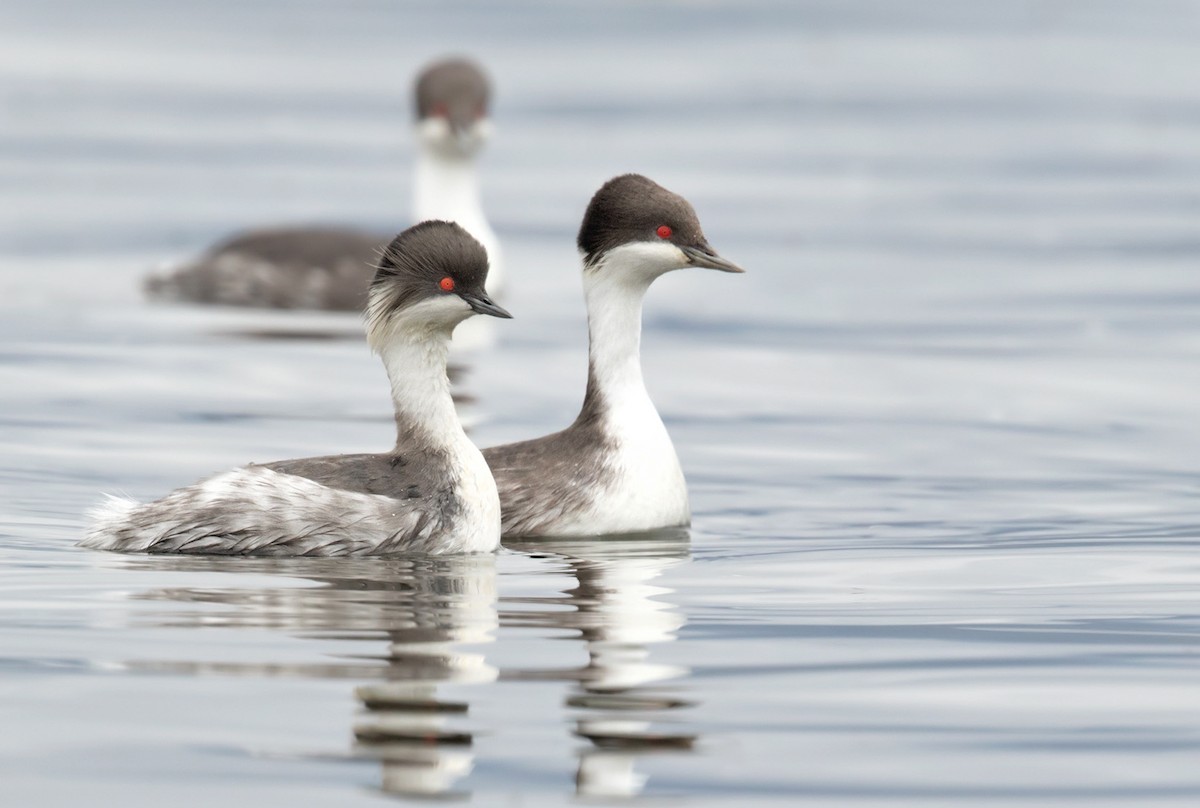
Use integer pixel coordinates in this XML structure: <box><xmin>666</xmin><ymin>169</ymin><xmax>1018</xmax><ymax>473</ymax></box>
<box><xmin>2</xmin><ymin>1</ymin><xmax>1200</xmax><ymax>805</ymax></box>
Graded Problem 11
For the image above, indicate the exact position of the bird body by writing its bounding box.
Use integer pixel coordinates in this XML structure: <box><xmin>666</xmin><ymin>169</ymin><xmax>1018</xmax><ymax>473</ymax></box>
<box><xmin>484</xmin><ymin>175</ymin><xmax>742</xmax><ymax>538</ymax></box>
<box><xmin>144</xmin><ymin>58</ymin><xmax>500</xmax><ymax>311</ymax></box>
<box><xmin>84</xmin><ymin>221</ymin><xmax>509</xmax><ymax>556</ymax></box>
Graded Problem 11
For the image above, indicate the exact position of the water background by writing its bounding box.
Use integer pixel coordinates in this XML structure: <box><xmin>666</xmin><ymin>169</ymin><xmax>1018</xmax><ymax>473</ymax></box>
<box><xmin>2</xmin><ymin>1</ymin><xmax>1199</xmax><ymax>804</ymax></box>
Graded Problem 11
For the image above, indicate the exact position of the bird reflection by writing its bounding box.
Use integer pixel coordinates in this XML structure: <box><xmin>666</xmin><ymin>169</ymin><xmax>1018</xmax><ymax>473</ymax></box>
<box><xmin>116</xmin><ymin>553</ymin><xmax>496</xmax><ymax>799</ymax></box>
<box><xmin>108</xmin><ymin>529</ymin><xmax>697</xmax><ymax>801</ymax></box>
<box><xmin>504</xmin><ymin>529</ymin><xmax>697</xmax><ymax>799</ymax></box>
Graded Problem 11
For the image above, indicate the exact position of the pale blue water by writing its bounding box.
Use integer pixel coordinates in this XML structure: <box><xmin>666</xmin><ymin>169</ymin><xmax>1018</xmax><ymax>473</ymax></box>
<box><xmin>2</xmin><ymin>1</ymin><xmax>1199</xmax><ymax>805</ymax></box>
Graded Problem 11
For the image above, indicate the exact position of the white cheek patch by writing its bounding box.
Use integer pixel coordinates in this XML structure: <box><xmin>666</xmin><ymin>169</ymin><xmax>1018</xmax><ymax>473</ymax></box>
<box><xmin>590</xmin><ymin>241</ymin><xmax>688</xmax><ymax>280</ymax></box>
<box><xmin>415</xmin><ymin>117</ymin><xmax>452</xmax><ymax>147</ymax></box>
<box><xmin>408</xmin><ymin>294</ymin><xmax>474</xmax><ymax>329</ymax></box>
<box><xmin>415</xmin><ymin>117</ymin><xmax>489</xmax><ymax>157</ymax></box>
<box><xmin>366</xmin><ymin>292</ymin><xmax>473</xmax><ymax>351</ymax></box>
<box><xmin>468</xmin><ymin>119</ymin><xmax>493</xmax><ymax>143</ymax></box>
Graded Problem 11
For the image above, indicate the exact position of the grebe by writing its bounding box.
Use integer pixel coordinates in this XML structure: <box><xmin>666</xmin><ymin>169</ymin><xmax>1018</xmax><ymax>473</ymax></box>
<box><xmin>85</xmin><ymin>221</ymin><xmax>510</xmax><ymax>555</ymax></box>
<box><xmin>483</xmin><ymin>175</ymin><xmax>743</xmax><ymax>537</ymax></box>
<box><xmin>144</xmin><ymin>58</ymin><xmax>502</xmax><ymax>311</ymax></box>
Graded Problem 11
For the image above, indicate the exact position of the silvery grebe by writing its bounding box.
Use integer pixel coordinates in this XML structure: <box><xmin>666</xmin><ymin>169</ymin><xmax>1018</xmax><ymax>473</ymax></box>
<box><xmin>144</xmin><ymin>58</ymin><xmax>502</xmax><ymax>311</ymax></box>
<box><xmin>85</xmin><ymin>221</ymin><xmax>510</xmax><ymax>555</ymax></box>
<box><xmin>483</xmin><ymin>174</ymin><xmax>743</xmax><ymax>537</ymax></box>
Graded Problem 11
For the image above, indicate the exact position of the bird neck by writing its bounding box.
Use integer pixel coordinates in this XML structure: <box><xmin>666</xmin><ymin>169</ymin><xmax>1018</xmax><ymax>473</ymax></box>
<box><xmin>579</xmin><ymin>268</ymin><xmax>655</xmax><ymax>422</ymax></box>
<box><xmin>413</xmin><ymin>145</ymin><xmax>500</xmax><ymax>287</ymax></box>
<box><xmin>414</xmin><ymin>147</ymin><xmax>485</xmax><ymax>226</ymax></box>
<box><xmin>376</xmin><ymin>327</ymin><xmax>463</xmax><ymax>451</ymax></box>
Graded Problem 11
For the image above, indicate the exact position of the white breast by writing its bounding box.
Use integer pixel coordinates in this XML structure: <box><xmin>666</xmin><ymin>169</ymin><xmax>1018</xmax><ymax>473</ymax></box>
<box><xmin>540</xmin><ymin>398</ymin><xmax>690</xmax><ymax>538</ymax></box>
<box><xmin>448</xmin><ymin>434</ymin><xmax>503</xmax><ymax>552</ymax></box>
<box><xmin>592</xmin><ymin>399</ymin><xmax>691</xmax><ymax>533</ymax></box>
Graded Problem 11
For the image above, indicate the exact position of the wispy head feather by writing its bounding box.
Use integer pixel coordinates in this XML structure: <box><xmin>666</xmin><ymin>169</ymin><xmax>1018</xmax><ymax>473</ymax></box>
<box><xmin>365</xmin><ymin>221</ymin><xmax>490</xmax><ymax>351</ymax></box>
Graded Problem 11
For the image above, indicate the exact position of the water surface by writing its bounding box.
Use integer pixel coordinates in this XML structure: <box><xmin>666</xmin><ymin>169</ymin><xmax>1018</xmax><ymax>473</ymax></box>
<box><xmin>2</xmin><ymin>1</ymin><xmax>1199</xmax><ymax>805</ymax></box>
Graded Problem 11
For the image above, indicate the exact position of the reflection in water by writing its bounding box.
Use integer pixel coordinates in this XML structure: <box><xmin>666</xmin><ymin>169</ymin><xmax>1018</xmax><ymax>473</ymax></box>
<box><xmin>110</xmin><ymin>530</ymin><xmax>696</xmax><ymax>800</ymax></box>
<box><xmin>118</xmin><ymin>554</ymin><xmax>497</xmax><ymax>799</ymax></box>
<box><xmin>505</xmin><ymin>530</ymin><xmax>697</xmax><ymax>799</ymax></box>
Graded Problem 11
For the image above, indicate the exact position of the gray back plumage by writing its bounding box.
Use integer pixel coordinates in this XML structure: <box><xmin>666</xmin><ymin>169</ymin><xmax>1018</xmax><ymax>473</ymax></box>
<box><xmin>260</xmin><ymin>451</ymin><xmax>453</xmax><ymax>503</ymax></box>
<box><xmin>482</xmin><ymin>376</ymin><xmax>616</xmax><ymax>537</ymax></box>
<box><xmin>145</xmin><ymin>226</ymin><xmax>384</xmax><ymax>310</ymax></box>
<box><xmin>258</xmin><ymin>450</ymin><xmax>461</xmax><ymax>554</ymax></box>
<box><xmin>91</xmin><ymin>463</ymin><xmax>460</xmax><ymax>556</ymax></box>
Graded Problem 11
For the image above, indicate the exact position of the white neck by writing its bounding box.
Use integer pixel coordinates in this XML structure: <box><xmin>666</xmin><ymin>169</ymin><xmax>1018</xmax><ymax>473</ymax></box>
<box><xmin>583</xmin><ymin>270</ymin><xmax>654</xmax><ymax>413</ymax></box>
<box><xmin>414</xmin><ymin>148</ymin><xmax>482</xmax><ymax>221</ymax></box>
<box><xmin>373</xmin><ymin>311</ymin><xmax>501</xmax><ymax>552</ymax></box>
<box><xmin>376</xmin><ymin>326</ymin><xmax>463</xmax><ymax>450</ymax></box>
<box><xmin>413</xmin><ymin>144</ymin><xmax>501</xmax><ymax>290</ymax></box>
<box><xmin>573</xmin><ymin>247</ymin><xmax>691</xmax><ymax>532</ymax></box>
<box><xmin>414</xmin><ymin>146</ymin><xmax>487</xmax><ymax>232</ymax></box>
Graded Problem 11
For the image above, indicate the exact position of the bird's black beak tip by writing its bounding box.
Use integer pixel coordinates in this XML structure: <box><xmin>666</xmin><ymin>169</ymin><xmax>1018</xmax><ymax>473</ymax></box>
<box><xmin>683</xmin><ymin>244</ymin><xmax>746</xmax><ymax>274</ymax></box>
<box><xmin>460</xmin><ymin>290</ymin><xmax>512</xmax><ymax>319</ymax></box>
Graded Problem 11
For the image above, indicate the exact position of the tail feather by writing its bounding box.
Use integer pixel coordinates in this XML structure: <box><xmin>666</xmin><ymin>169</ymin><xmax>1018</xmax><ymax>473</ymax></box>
<box><xmin>80</xmin><ymin>495</ymin><xmax>141</xmax><ymax>550</ymax></box>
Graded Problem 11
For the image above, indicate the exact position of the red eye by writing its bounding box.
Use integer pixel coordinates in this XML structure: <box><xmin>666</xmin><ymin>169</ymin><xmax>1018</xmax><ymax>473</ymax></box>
<box><xmin>439</xmin><ymin>277</ymin><xmax>455</xmax><ymax>291</ymax></box>
<box><xmin>656</xmin><ymin>225</ymin><xmax>672</xmax><ymax>239</ymax></box>
<box><xmin>432</xmin><ymin>102</ymin><xmax>449</xmax><ymax>117</ymax></box>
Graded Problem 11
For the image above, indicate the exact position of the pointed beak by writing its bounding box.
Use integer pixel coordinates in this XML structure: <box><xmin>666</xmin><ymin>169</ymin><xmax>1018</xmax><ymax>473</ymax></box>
<box><xmin>459</xmin><ymin>289</ymin><xmax>512</xmax><ymax>319</ymax></box>
<box><xmin>451</xmin><ymin>121</ymin><xmax>473</xmax><ymax>151</ymax></box>
<box><xmin>447</xmin><ymin>111</ymin><xmax>482</xmax><ymax>153</ymax></box>
<box><xmin>681</xmin><ymin>243</ymin><xmax>745</xmax><ymax>274</ymax></box>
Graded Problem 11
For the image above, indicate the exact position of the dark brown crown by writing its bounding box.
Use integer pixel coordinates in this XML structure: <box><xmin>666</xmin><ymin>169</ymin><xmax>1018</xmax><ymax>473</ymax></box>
<box><xmin>576</xmin><ymin>174</ymin><xmax>709</xmax><ymax>266</ymax></box>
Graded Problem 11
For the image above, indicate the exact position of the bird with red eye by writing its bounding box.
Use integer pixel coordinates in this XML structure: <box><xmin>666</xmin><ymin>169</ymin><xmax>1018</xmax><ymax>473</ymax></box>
<box><xmin>481</xmin><ymin>173</ymin><xmax>745</xmax><ymax>539</ymax></box>
<box><xmin>140</xmin><ymin>57</ymin><xmax>499</xmax><ymax>314</ymax></box>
